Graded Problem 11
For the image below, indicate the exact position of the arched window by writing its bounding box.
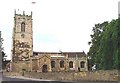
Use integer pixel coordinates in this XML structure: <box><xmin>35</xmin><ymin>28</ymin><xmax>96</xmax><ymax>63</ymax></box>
<box><xmin>69</xmin><ymin>61</ymin><xmax>73</xmax><ymax>68</ymax></box>
<box><xmin>60</xmin><ymin>60</ymin><xmax>64</xmax><ymax>68</ymax></box>
<box><xmin>80</xmin><ymin>61</ymin><xmax>85</xmax><ymax>68</ymax></box>
<box><xmin>21</xmin><ymin>22</ymin><xmax>25</xmax><ymax>32</ymax></box>
<box><xmin>51</xmin><ymin>61</ymin><xmax>55</xmax><ymax>68</ymax></box>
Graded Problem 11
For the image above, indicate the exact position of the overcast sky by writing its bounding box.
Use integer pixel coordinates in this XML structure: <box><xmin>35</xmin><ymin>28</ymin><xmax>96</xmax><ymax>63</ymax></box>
<box><xmin>0</xmin><ymin>0</ymin><xmax>119</xmax><ymax>60</ymax></box>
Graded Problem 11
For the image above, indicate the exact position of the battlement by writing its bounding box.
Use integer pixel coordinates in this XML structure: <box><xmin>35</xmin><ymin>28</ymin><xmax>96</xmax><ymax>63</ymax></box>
<box><xmin>14</xmin><ymin>9</ymin><xmax>32</xmax><ymax>17</ymax></box>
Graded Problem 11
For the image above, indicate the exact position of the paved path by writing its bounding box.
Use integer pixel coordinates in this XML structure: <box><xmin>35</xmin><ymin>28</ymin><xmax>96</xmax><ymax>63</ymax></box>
<box><xmin>3</xmin><ymin>76</ymin><xmax>54</xmax><ymax>81</ymax></box>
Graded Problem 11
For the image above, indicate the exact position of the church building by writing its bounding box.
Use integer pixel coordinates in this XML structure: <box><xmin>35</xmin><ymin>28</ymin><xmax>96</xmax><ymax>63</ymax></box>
<box><xmin>11</xmin><ymin>11</ymin><xmax>88</xmax><ymax>72</ymax></box>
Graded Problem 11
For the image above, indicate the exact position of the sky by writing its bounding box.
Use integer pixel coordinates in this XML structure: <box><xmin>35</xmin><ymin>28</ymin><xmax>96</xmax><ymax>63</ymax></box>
<box><xmin>0</xmin><ymin>0</ymin><xmax>119</xmax><ymax>60</ymax></box>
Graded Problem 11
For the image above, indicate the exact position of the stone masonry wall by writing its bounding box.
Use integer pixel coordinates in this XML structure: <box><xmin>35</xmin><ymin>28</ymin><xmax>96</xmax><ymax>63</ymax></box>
<box><xmin>3</xmin><ymin>70</ymin><xmax>119</xmax><ymax>81</ymax></box>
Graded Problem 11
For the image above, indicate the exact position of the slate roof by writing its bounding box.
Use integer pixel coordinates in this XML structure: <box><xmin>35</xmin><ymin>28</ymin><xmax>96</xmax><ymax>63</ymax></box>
<box><xmin>33</xmin><ymin>52</ymin><xmax>61</xmax><ymax>55</ymax></box>
<box><xmin>33</xmin><ymin>51</ymin><xmax>86</xmax><ymax>57</ymax></box>
<box><xmin>64</xmin><ymin>52</ymin><xmax>86</xmax><ymax>57</ymax></box>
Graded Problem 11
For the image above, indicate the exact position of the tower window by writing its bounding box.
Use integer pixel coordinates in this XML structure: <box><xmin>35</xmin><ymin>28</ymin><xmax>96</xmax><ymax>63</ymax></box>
<box><xmin>21</xmin><ymin>22</ymin><xmax>25</xmax><ymax>32</ymax></box>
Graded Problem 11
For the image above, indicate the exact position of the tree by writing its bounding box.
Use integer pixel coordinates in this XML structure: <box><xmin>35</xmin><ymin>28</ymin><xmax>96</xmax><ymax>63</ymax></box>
<box><xmin>87</xmin><ymin>21</ymin><xmax>108</xmax><ymax>70</ymax></box>
<box><xmin>0</xmin><ymin>31</ymin><xmax>7</xmax><ymax>69</ymax></box>
<box><xmin>88</xmin><ymin>18</ymin><xmax>120</xmax><ymax>70</ymax></box>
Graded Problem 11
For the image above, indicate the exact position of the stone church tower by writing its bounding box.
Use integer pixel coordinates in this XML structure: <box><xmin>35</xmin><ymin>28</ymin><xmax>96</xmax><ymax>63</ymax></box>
<box><xmin>11</xmin><ymin>10</ymin><xmax>33</xmax><ymax>71</ymax></box>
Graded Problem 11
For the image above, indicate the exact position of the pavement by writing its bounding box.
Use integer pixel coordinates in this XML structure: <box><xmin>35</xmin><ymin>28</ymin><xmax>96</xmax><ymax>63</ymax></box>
<box><xmin>3</xmin><ymin>76</ymin><xmax>55</xmax><ymax>81</ymax></box>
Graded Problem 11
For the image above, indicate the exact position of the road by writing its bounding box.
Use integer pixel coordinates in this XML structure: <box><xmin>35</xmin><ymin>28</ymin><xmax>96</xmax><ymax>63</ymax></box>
<box><xmin>0</xmin><ymin>72</ymin><xmax>119</xmax><ymax>83</ymax></box>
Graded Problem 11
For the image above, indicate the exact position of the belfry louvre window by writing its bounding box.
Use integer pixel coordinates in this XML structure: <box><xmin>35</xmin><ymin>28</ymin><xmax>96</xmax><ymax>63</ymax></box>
<box><xmin>60</xmin><ymin>60</ymin><xmax>64</xmax><ymax>68</ymax></box>
<box><xmin>69</xmin><ymin>61</ymin><xmax>73</xmax><ymax>68</ymax></box>
<box><xmin>51</xmin><ymin>61</ymin><xmax>55</xmax><ymax>68</ymax></box>
<box><xmin>21</xmin><ymin>22</ymin><xmax>25</xmax><ymax>32</ymax></box>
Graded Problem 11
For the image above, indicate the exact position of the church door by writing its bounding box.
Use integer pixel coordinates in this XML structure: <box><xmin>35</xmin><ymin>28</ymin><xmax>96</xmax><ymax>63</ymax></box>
<box><xmin>42</xmin><ymin>64</ymin><xmax>47</xmax><ymax>73</ymax></box>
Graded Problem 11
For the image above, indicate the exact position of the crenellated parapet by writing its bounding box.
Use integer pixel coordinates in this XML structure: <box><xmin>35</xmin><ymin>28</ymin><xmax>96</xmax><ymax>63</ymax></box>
<box><xmin>14</xmin><ymin>9</ymin><xmax>32</xmax><ymax>17</ymax></box>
